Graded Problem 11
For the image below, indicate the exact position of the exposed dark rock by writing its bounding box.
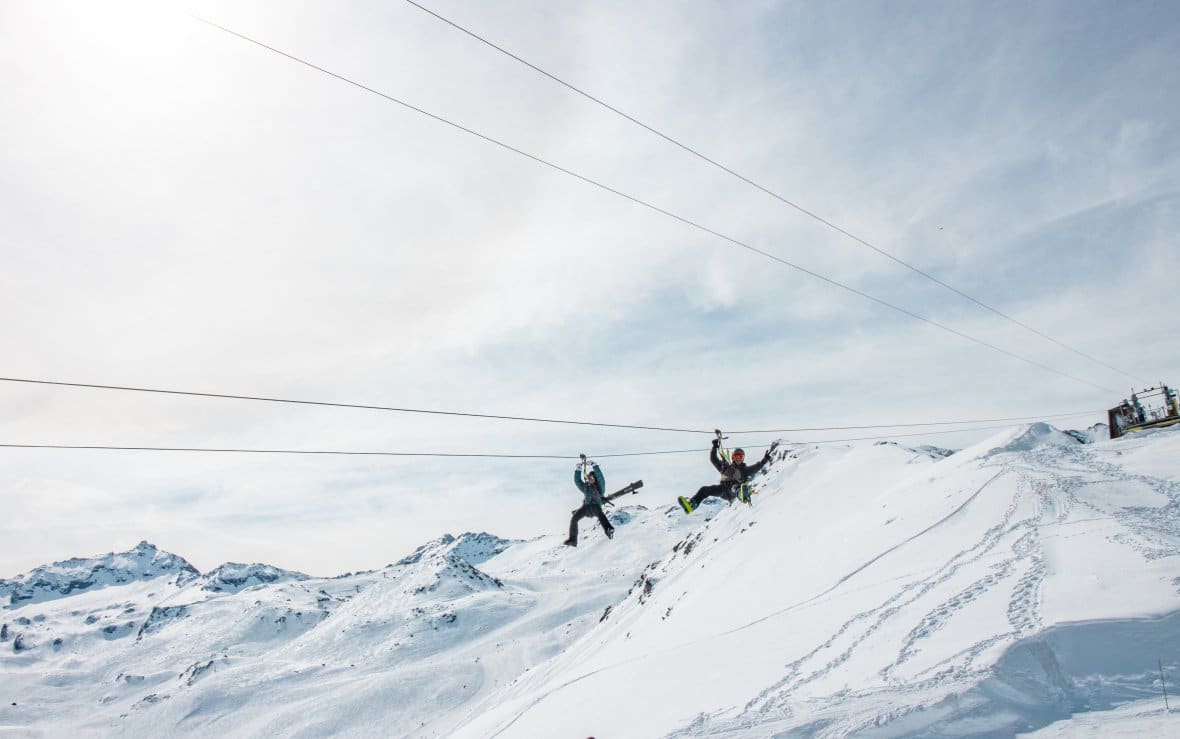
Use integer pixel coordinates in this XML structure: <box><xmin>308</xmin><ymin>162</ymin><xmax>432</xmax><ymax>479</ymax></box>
<box><xmin>180</xmin><ymin>658</ymin><xmax>219</xmax><ymax>686</ymax></box>
<box><xmin>1063</xmin><ymin>429</ymin><xmax>1091</xmax><ymax>444</ymax></box>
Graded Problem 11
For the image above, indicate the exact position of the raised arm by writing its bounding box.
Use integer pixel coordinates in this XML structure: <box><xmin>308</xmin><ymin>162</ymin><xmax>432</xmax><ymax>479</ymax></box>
<box><xmin>745</xmin><ymin>443</ymin><xmax>778</xmax><ymax>476</ymax></box>
<box><xmin>710</xmin><ymin>441</ymin><xmax>726</xmax><ymax>473</ymax></box>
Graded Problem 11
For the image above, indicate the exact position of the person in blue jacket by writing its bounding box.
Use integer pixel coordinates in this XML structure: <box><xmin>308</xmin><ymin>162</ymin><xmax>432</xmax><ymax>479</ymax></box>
<box><xmin>565</xmin><ymin>460</ymin><xmax>614</xmax><ymax>546</ymax></box>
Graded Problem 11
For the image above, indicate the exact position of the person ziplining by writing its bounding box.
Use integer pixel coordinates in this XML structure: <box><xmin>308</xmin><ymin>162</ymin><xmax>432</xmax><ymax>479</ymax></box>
<box><xmin>564</xmin><ymin>455</ymin><xmax>644</xmax><ymax>547</ymax></box>
<box><xmin>565</xmin><ymin>456</ymin><xmax>613</xmax><ymax>546</ymax></box>
<box><xmin>678</xmin><ymin>431</ymin><xmax>778</xmax><ymax>514</ymax></box>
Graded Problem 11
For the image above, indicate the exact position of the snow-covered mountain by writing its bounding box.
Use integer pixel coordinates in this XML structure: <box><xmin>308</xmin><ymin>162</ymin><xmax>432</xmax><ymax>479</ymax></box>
<box><xmin>0</xmin><ymin>540</ymin><xmax>198</xmax><ymax>607</ymax></box>
<box><xmin>3</xmin><ymin>424</ymin><xmax>1179</xmax><ymax>737</ymax></box>
<box><xmin>392</xmin><ymin>532</ymin><xmax>515</xmax><ymax>568</ymax></box>
<box><xmin>198</xmin><ymin>562</ymin><xmax>309</xmax><ymax>594</ymax></box>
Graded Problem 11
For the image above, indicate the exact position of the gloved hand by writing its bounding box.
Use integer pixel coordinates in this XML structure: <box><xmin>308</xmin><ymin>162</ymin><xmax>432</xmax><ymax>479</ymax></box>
<box><xmin>711</xmin><ymin>438</ymin><xmax>721</xmax><ymax>449</ymax></box>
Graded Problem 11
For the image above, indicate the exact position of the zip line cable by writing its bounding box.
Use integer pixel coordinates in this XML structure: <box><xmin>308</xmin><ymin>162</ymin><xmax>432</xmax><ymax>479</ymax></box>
<box><xmin>401</xmin><ymin>0</ymin><xmax>1135</xmax><ymax>381</ymax></box>
<box><xmin>0</xmin><ymin>376</ymin><xmax>1099</xmax><ymax>434</ymax></box>
<box><xmin>0</xmin><ymin>376</ymin><xmax>703</xmax><ymax>434</ymax></box>
<box><xmin>724</xmin><ymin>409</ymin><xmax>1101</xmax><ymax>434</ymax></box>
<box><xmin>0</xmin><ymin>444</ymin><xmax>571</xmax><ymax>460</ymax></box>
<box><xmin>0</xmin><ymin>420</ymin><xmax>1069</xmax><ymax>460</ymax></box>
<box><xmin>189</xmin><ymin>16</ymin><xmax>1118</xmax><ymax>395</ymax></box>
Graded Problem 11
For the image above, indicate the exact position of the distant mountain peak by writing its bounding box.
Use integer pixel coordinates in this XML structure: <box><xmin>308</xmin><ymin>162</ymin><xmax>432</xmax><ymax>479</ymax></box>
<box><xmin>449</xmin><ymin>532</ymin><xmax>514</xmax><ymax>565</ymax></box>
<box><xmin>1</xmin><ymin>542</ymin><xmax>198</xmax><ymax>607</ymax></box>
<box><xmin>873</xmin><ymin>440</ymin><xmax>957</xmax><ymax>459</ymax></box>
<box><xmin>987</xmin><ymin>422</ymin><xmax>1083</xmax><ymax>456</ymax></box>
<box><xmin>199</xmin><ymin>563</ymin><xmax>309</xmax><ymax>594</ymax></box>
<box><xmin>392</xmin><ymin>531</ymin><xmax>513</xmax><ymax>568</ymax></box>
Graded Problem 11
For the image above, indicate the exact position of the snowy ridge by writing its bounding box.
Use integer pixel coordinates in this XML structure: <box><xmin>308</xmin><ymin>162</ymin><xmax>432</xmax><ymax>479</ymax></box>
<box><xmin>3</xmin><ymin>424</ymin><xmax>1180</xmax><ymax>737</ymax></box>
<box><xmin>1073</xmin><ymin>421</ymin><xmax>1111</xmax><ymax>444</ymax></box>
<box><xmin>393</xmin><ymin>532</ymin><xmax>514</xmax><ymax>568</ymax></box>
<box><xmin>199</xmin><ymin>563</ymin><xmax>309</xmax><ymax>594</ymax></box>
<box><xmin>983</xmin><ymin>420</ymin><xmax>1086</xmax><ymax>454</ymax></box>
<box><xmin>873</xmin><ymin>439</ymin><xmax>956</xmax><ymax>460</ymax></box>
<box><xmin>0</xmin><ymin>540</ymin><xmax>198</xmax><ymax>606</ymax></box>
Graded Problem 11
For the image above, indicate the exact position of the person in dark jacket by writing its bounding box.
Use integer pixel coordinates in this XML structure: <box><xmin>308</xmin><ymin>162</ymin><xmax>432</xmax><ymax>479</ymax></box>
<box><xmin>564</xmin><ymin>460</ymin><xmax>614</xmax><ymax>546</ymax></box>
<box><xmin>677</xmin><ymin>439</ymin><xmax>775</xmax><ymax>513</ymax></box>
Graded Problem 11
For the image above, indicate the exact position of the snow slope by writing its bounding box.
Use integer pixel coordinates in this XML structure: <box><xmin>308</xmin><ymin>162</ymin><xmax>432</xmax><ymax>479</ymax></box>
<box><xmin>454</xmin><ymin>425</ymin><xmax>1180</xmax><ymax>737</ymax></box>
<box><xmin>3</xmin><ymin>424</ymin><xmax>1180</xmax><ymax>737</ymax></box>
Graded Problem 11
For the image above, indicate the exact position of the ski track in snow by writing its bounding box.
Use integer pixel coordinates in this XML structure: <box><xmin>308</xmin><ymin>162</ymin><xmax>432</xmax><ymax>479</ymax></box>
<box><xmin>718</xmin><ymin>471</ymin><xmax>1031</xmax><ymax>728</ymax></box>
<box><xmin>667</xmin><ymin>431</ymin><xmax>1180</xmax><ymax>737</ymax></box>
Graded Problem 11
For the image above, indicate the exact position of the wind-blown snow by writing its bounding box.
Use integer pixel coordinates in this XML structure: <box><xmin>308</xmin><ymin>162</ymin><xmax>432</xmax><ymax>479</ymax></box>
<box><xmin>3</xmin><ymin>424</ymin><xmax>1180</xmax><ymax>737</ymax></box>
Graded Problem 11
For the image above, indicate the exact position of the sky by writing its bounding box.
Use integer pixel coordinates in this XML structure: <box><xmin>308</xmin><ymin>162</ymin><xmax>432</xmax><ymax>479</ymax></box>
<box><xmin>1</xmin><ymin>0</ymin><xmax>1177</xmax><ymax>577</ymax></box>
